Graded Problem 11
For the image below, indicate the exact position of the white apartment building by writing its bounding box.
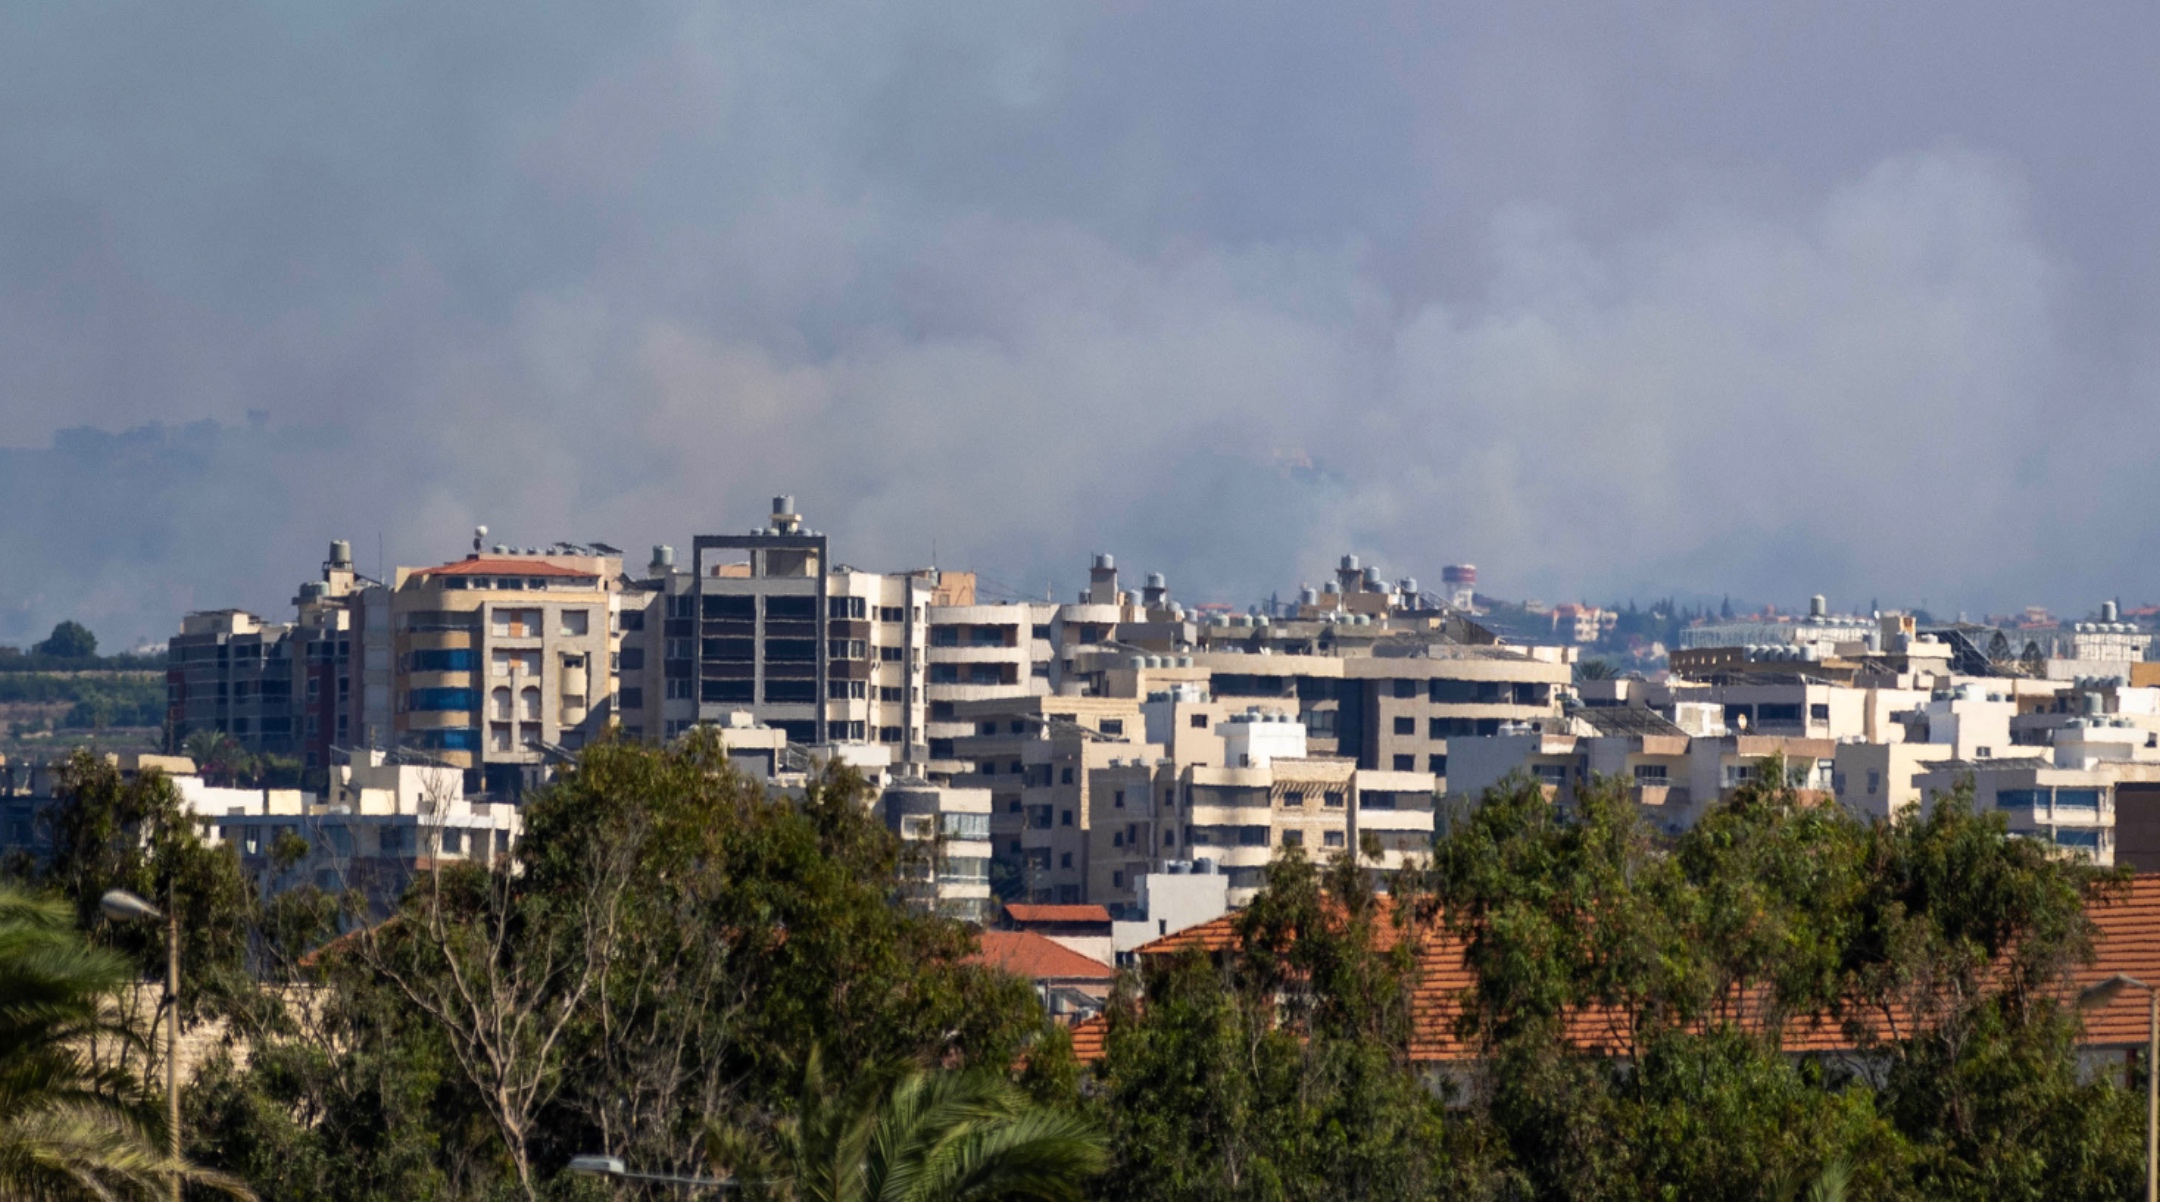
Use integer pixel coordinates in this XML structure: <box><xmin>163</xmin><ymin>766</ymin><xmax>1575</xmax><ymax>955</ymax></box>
<box><xmin>882</xmin><ymin>776</ymin><xmax>994</xmax><ymax>923</ymax></box>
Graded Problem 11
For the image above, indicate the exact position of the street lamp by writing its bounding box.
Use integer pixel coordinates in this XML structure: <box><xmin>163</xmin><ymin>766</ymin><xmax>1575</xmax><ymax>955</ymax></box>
<box><xmin>567</xmin><ymin>1154</ymin><xmax>737</xmax><ymax>1191</ymax></box>
<box><xmin>2081</xmin><ymin>972</ymin><xmax>2157</xmax><ymax>1202</ymax></box>
<box><xmin>100</xmin><ymin>888</ymin><xmax>180</xmax><ymax>1202</ymax></box>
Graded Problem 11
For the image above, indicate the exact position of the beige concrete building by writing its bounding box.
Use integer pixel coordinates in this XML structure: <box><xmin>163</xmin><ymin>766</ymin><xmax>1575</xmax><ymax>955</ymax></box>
<box><xmin>375</xmin><ymin>545</ymin><xmax>623</xmax><ymax>797</ymax></box>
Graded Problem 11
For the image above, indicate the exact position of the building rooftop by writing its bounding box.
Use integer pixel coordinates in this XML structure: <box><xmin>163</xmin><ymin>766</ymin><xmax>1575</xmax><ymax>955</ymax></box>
<box><xmin>1574</xmin><ymin>708</ymin><xmax>1688</xmax><ymax>739</ymax></box>
<box><xmin>1004</xmin><ymin>903</ymin><xmax>1113</xmax><ymax>926</ymax></box>
<box><xmin>416</xmin><ymin>557</ymin><xmax>594</xmax><ymax>579</ymax></box>
<box><xmin>970</xmin><ymin>930</ymin><xmax>1115</xmax><ymax>982</ymax></box>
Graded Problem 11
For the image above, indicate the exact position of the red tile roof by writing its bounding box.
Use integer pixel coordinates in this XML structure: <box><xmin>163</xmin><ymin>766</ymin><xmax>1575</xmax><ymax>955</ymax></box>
<box><xmin>1005</xmin><ymin>904</ymin><xmax>1113</xmax><ymax>925</ymax></box>
<box><xmin>1067</xmin><ymin>1013</ymin><xmax>1110</xmax><ymax>1062</ymax></box>
<box><xmin>971</xmin><ymin>931</ymin><xmax>1115</xmax><ymax>982</ymax></box>
<box><xmin>418</xmin><ymin>557</ymin><xmax>594</xmax><ymax>578</ymax></box>
<box><xmin>1086</xmin><ymin>876</ymin><xmax>2160</xmax><ymax>1066</ymax></box>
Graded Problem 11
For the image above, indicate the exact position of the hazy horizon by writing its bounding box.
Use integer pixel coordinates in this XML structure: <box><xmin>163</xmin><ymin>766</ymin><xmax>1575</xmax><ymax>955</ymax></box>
<box><xmin>6</xmin><ymin>4</ymin><xmax>2160</xmax><ymax>646</ymax></box>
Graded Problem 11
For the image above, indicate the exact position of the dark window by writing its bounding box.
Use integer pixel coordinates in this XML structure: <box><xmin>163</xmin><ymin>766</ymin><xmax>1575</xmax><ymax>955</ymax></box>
<box><xmin>1061</xmin><ymin>810</ymin><xmax>1074</xmax><ymax>826</ymax></box>
<box><xmin>619</xmin><ymin>688</ymin><xmax>643</xmax><ymax>710</ymax></box>
<box><xmin>701</xmin><ymin>595</ymin><xmax>755</xmax><ymax>620</ymax></box>
<box><xmin>764</xmin><ymin>595</ymin><xmax>817</xmax><ymax>620</ymax></box>
<box><xmin>929</xmin><ymin>739</ymin><xmax>954</xmax><ymax>758</ymax></box>
<box><xmin>1060</xmin><ymin>767</ymin><xmax>1074</xmax><ymax>784</ymax></box>
<box><xmin>1032</xmin><ymin>624</ymin><xmax>1052</xmax><ymax>639</ymax></box>
<box><xmin>1393</xmin><ymin>754</ymin><xmax>1415</xmax><ymax>771</ymax></box>
<box><xmin>1810</xmin><ymin>703</ymin><xmax>1830</xmax><ymax>721</ymax></box>
<box><xmin>1757</xmin><ymin>703</ymin><xmax>1803</xmax><ymax>724</ymax></box>
<box><xmin>1114</xmin><ymin>790</ymin><xmax>1125</xmax><ymax>808</ymax></box>
<box><xmin>929</xmin><ymin>664</ymin><xmax>959</xmax><ymax>683</ymax></box>
<box><xmin>881</xmin><ymin>646</ymin><xmax>904</xmax><ymax>662</ymax></box>
<box><xmin>764</xmin><ymin>639</ymin><xmax>817</xmax><ymax>662</ymax></box>
<box><xmin>1100</xmin><ymin>719</ymin><xmax>1124</xmax><ymax>736</ymax></box>
<box><xmin>1429</xmin><ymin>754</ymin><xmax>1447</xmax><ymax>775</ymax></box>
<box><xmin>408</xmin><ymin>648</ymin><xmax>475</xmax><ymax>672</ymax></box>
<box><xmin>931</xmin><ymin>701</ymin><xmax>955</xmax><ymax>719</ymax></box>
<box><xmin>1393</xmin><ymin>679</ymin><xmax>1418</xmax><ymax>698</ymax></box>
<box><xmin>704</xmin><ymin>638</ymin><xmax>756</xmax><ymax>661</ymax></box>
<box><xmin>1190</xmin><ymin>712</ymin><xmax>1209</xmax><ymax>728</ymax></box>
<box><xmin>405</xmin><ymin>688</ymin><xmax>474</xmax><ymax>712</ymax></box>
<box><xmin>620</xmin><ymin>610</ymin><xmax>645</xmax><ymax>631</ymax></box>
<box><xmin>701</xmin><ymin>679</ymin><xmax>754</xmax><ymax>703</ymax></box>
<box><xmin>1393</xmin><ymin>716</ymin><xmax>1416</xmax><ymax>735</ymax></box>
<box><xmin>931</xmin><ymin>627</ymin><xmax>960</xmax><ymax>647</ymax></box>
<box><xmin>618</xmin><ymin>647</ymin><xmax>645</xmax><ymax>670</ymax></box>
<box><xmin>764</xmin><ymin>680</ymin><xmax>818</xmax><ymax>703</ymax></box>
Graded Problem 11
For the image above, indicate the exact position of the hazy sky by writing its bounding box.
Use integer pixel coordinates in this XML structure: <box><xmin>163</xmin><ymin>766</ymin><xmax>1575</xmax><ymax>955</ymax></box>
<box><xmin>4</xmin><ymin>2</ymin><xmax>2158</xmax><ymax>647</ymax></box>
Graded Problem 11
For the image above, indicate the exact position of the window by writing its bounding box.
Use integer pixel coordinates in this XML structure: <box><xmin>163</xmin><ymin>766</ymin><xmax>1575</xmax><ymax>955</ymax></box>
<box><xmin>702</xmin><ymin>595</ymin><xmax>755</xmax><ymax>621</ymax></box>
<box><xmin>1428</xmin><ymin>755</ymin><xmax>1447</xmax><ymax>775</ymax></box>
<box><xmin>618</xmin><ymin>647</ymin><xmax>645</xmax><ymax>670</ymax></box>
<box><xmin>561</xmin><ymin>609</ymin><xmax>589</xmax><ymax>636</ymax></box>
<box><xmin>764</xmin><ymin>595</ymin><xmax>817</xmax><ymax>620</ymax></box>
<box><xmin>880</xmin><ymin>686</ymin><xmax>903</xmax><ymax>702</ymax></box>
<box><xmin>409</xmin><ymin>648</ymin><xmax>475</xmax><ymax>672</ymax></box>
<box><xmin>1099</xmin><ymin>719</ymin><xmax>1124</xmax><ymax>736</ymax></box>
<box><xmin>1114</xmin><ymin>790</ymin><xmax>1125</xmax><ymax>808</ymax></box>
<box><xmin>1060</xmin><ymin>853</ymin><xmax>1073</xmax><ymax>869</ymax></box>
<box><xmin>1164</xmin><ymin>829</ymin><xmax>1176</xmax><ymax>846</ymax></box>
<box><xmin>828</xmin><ymin>596</ymin><xmax>867</xmax><ymax>619</ymax></box>
<box><xmin>619</xmin><ymin>687</ymin><xmax>643</xmax><ymax>710</ymax></box>
<box><xmin>491</xmin><ymin>723</ymin><xmax>512</xmax><ymax>751</ymax></box>
<box><xmin>1324</xmin><ymin>830</ymin><xmax>1346</xmax><ymax>848</ymax></box>
<box><xmin>1324</xmin><ymin>790</ymin><xmax>1345</xmax><ymax>808</ymax></box>
<box><xmin>1190</xmin><ymin>712</ymin><xmax>1209</xmax><ymax>729</ymax></box>
<box><xmin>1281</xmin><ymin>829</ymin><xmax>1303</xmax><ymax>846</ymax></box>
<box><xmin>1393</xmin><ymin>716</ymin><xmax>1416</xmax><ymax>735</ymax></box>
<box><xmin>879</xmin><ymin>726</ymin><xmax>902</xmax><ymax>743</ymax></box>
<box><xmin>2056</xmin><ymin>828</ymin><xmax>2101</xmax><ymax>850</ymax></box>
<box><xmin>1060</xmin><ymin>767</ymin><xmax>1074</xmax><ymax>785</ymax></box>
<box><xmin>666</xmin><ymin>638</ymin><xmax>695</xmax><ymax>660</ymax></box>
<box><xmin>1392</xmin><ymin>679</ymin><xmax>1418</xmax><ymax>698</ymax></box>
<box><xmin>1997</xmin><ymin>788</ymin><xmax>2046</xmax><ymax>810</ymax></box>
<box><xmin>1810</xmin><ymin>703</ymin><xmax>1830</xmax><ymax>721</ymax></box>
<box><xmin>830</xmin><ymin>640</ymin><xmax>863</xmax><ymax>660</ymax></box>
<box><xmin>519</xmin><ymin>687</ymin><xmax>541</xmax><ymax>721</ymax></box>
<box><xmin>929</xmin><ymin>664</ymin><xmax>960</xmax><ymax>683</ymax></box>
<box><xmin>667</xmin><ymin>595</ymin><xmax>695</xmax><ymax>619</ymax></box>
<box><xmin>620</xmin><ymin>610</ymin><xmax>645</xmax><ymax>632</ymax></box>
<box><xmin>1867</xmin><ymin>770</ymin><xmax>1880</xmax><ymax>795</ymax></box>
<box><xmin>1283</xmin><ymin>790</ymin><xmax>1305</xmax><ymax>808</ymax></box>
<box><xmin>1756</xmin><ymin>703</ymin><xmax>1803</xmax><ymax>724</ymax></box>
<box><xmin>764</xmin><ymin>680</ymin><xmax>818</xmax><ymax>703</ymax></box>
<box><xmin>491</xmin><ymin>687</ymin><xmax>512</xmax><ymax>720</ymax></box>
<box><xmin>702</xmin><ymin>679</ymin><xmax>754</xmax><ymax>704</ymax></box>
<box><xmin>1633</xmin><ymin>764</ymin><xmax>1668</xmax><ymax>784</ymax></box>
<box><xmin>1033</xmin><ymin>624</ymin><xmax>1052</xmax><ymax>639</ymax></box>
<box><xmin>1393</xmin><ymin>754</ymin><xmax>1414</xmax><ymax>771</ymax></box>
<box><xmin>1112</xmin><ymin>831</ymin><xmax>1123</xmax><ymax>847</ymax></box>
<box><xmin>1059</xmin><ymin>810</ymin><xmax>1074</xmax><ymax>826</ymax></box>
<box><xmin>1112</xmin><ymin>871</ymin><xmax>1124</xmax><ymax>888</ymax></box>
<box><xmin>406</xmin><ymin>688</ymin><xmax>475</xmax><ymax>713</ymax></box>
<box><xmin>490</xmin><ymin>608</ymin><xmax>543</xmax><ymax>638</ymax></box>
<box><xmin>931</xmin><ymin>701</ymin><xmax>955</xmax><ymax>719</ymax></box>
<box><xmin>2057</xmin><ymin>788</ymin><xmax>2103</xmax><ymax>810</ymax></box>
<box><xmin>666</xmin><ymin>678</ymin><xmax>694</xmax><ymax>700</ymax></box>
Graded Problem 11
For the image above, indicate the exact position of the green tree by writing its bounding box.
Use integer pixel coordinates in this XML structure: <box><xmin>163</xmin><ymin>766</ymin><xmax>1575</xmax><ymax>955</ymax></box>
<box><xmin>33</xmin><ymin>621</ymin><xmax>98</xmax><ymax>660</ymax></box>
<box><xmin>1096</xmin><ymin>847</ymin><xmax>1479</xmax><ymax>1202</ymax></box>
<box><xmin>710</xmin><ymin>1049</ymin><xmax>1105</xmax><ymax>1202</ymax></box>
<box><xmin>0</xmin><ymin>884</ymin><xmax>250</xmax><ymax>1199</ymax></box>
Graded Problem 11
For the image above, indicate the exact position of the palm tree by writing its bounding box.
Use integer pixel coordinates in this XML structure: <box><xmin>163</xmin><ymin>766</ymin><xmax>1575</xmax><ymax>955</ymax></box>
<box><xmin>709</xmin><ymin>1050</ymin><xmax>1106</xmax><ymax>1202</ymax></box>
<box><xmin>0</xmin><ymin>885</ymin><xmax>252</xmax><ymax>1199</ymax></box>
<box><xmin>1771</xmin><ymin>1156</ymin><xmax>1851</xmax><ymax>1202</ymax></box>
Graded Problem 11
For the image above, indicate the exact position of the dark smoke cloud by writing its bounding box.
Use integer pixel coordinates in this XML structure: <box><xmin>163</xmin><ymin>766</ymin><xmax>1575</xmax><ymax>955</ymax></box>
<box><xmin>3</xmin><ymin>2</ymin><xmax>2159</xmax><ymax>646</ymax></box>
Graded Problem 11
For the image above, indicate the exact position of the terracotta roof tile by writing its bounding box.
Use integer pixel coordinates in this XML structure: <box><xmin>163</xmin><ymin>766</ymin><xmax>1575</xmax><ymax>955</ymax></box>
<box><xmin>419</xmin><ymin>557</ymin><xmax>593</xmax><ymax>578</ymax></box>
<box><xmin>970</xmin><ymin>931</ymin><xmax>1115</xmax><ymax>982</ymax></box>
<box><xmin>1089</xmin><ymin>875</ymin><xmax>2160</xmax><ymax>1066</ymax></box>
<box><xmin>1005</xmin><ymin>904</ymin><xmax>1112</xmax><ymax>925</ymax></box>
<box><xmin>1067</xmin><ymin>1013</ymin><xmax>1110</xmax><ymax>1062</ymax></box>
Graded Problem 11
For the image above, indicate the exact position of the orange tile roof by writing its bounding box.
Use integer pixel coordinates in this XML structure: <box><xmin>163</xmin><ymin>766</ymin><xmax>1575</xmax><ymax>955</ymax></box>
<box><xmin>419</xmin><ymin>557</ymin><xmax>594</xmax><ymax>578</ymax></box>
<box><xmin>1067</xmin><ymin>1013</ymin><xmax>1110</xmax><ymax>1062</ymax></box>
<box><xmin>1005</xmin><ymin>904</ymin><xmax>1113</xmax><ymax>925</ymax></box>
<box><xmin>1089</xmin><ymin>876</ymin><xmax>2160</xmax><ymax>1066</ymax></box>
<box><xmin>971</xmin><ymin>931</ymin><xmax>1115</xmax><ymax>983</ymax></box>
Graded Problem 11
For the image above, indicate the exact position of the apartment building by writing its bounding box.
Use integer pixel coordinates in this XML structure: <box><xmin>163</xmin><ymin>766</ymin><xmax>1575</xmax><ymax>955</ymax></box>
<box><xmin>374</xmin><ymin>543</ymin><xmax>621</xmax><ymax>797</ymax></box>
<box><xmin>947</xmin><ymin>694</ymin><xmax>1146</xmax><ymax>905</ymax></box>
<box><xmin>881</xmin><ymin>776</ymin><xmax>995</xmax><ymax>923</ymax></box>
<box><xmin>166</xmin><ymin>610</ymin><xmax>301</xmax><ymax>759</ymax></box>
<box><xmin>924</xmin><ymin>589</ymin><xmax>1055</xmax><ymax>777</ymax></box>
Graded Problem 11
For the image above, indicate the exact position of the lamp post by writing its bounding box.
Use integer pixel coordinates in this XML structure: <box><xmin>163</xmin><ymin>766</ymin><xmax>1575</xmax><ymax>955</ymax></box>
<box><xmin>567</xmin><ymin>1154</ymin><xmax>736</xmax><ymax>1192</ymax></box>
<box><xmin>2081</xmin><ymin>972</ymin><xmax>2157</xmax><ymax>1202</ymax></box>
<box><xmin>101</xmin><ymin>888</ymin><xmax>179</xmax><ymax>1202</ymax></box>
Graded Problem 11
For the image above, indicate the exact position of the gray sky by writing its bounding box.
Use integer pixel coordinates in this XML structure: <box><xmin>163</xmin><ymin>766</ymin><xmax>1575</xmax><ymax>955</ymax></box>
<box><xmin>4</xmin><ymin>2</ymin><xmax>2158</xmax><ymax>647</ymax></box>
